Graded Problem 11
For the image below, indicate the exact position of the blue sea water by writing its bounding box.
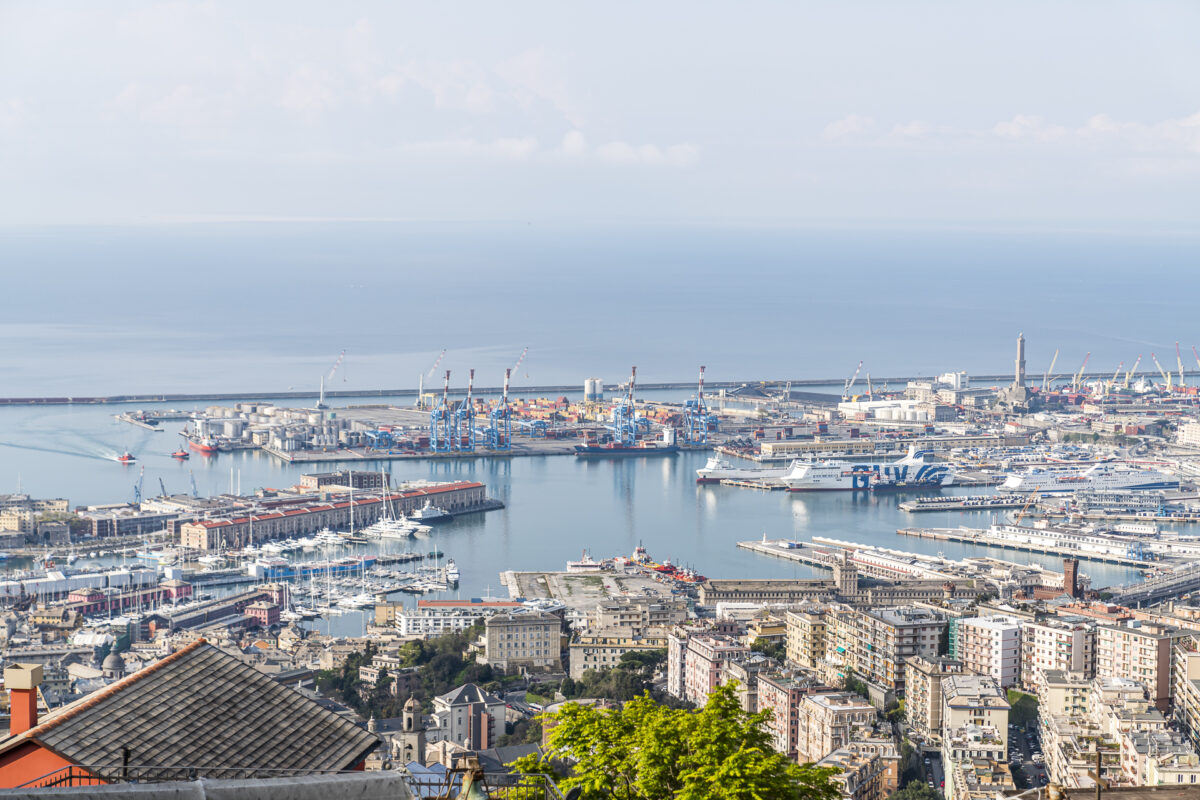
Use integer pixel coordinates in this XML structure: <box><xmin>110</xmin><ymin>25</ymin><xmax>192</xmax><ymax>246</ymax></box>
<box><xmin>2</xmin><ymin>222</ymin><xmax>1198</xmax><ymax>397</ymax></box>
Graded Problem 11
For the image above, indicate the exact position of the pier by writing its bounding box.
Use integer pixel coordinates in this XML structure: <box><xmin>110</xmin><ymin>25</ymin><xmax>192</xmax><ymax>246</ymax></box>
<box><xmin>736</xmin><ymin>538</ymin><xmax>840</xmax><ymax>570</ymax></box>
<box><xmin>896</xmin><ymin>526</ymin><xmax>1154</xmax><ymax>568</ymax></box>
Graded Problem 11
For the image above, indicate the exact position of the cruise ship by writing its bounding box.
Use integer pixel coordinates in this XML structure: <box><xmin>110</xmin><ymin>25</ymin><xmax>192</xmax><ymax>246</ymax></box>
<box><xmin>782</xmin><ymin>448</ymin><xmax>954</xmax><ymax>492</ymax></box>
<box><xmin>695</xmin><ymin>457</ymin><xmax>795</xmax><ymax>484</ymax></box>
<box><xmin>1000</xmin><ymin>463</ymin><xmax>1178</xmax><ymax>494</ymax></box>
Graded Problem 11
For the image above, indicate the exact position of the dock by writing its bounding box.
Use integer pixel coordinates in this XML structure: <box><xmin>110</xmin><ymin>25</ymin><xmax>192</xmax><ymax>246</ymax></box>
<box><xmin>117</xmin><ymin>412</ymin><xmax>162</xmax><ymax>431</ymax></box>
<box><xmin>896</xmin><ymin>526</ymin><xmax>1154</xmax><ymax>568</ymax></box>
<box><xmin>899</xmin><ymin>495</ymin><xmax>1025</xmax><ymax>512</ymax></box>
<box><xmin>736</xmin><ymin>538</ymin><xmax>839</xmax><ymax>569</ymax></box>
<box><xmin>1038</xmin><ymin>510</ymin><xmax>1200</xmax><ymax>524</ymax></box>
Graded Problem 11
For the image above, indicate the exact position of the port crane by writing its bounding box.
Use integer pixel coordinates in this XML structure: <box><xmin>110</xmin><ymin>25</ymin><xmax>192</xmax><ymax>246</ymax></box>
<box><xmin>486</xmin><ymin>368</ymin><xmax>513</xmax><ymax>450</ymax></box>
<box><xmin>610</xmin><ymin>366</ymin><xmax>640</xmax><ymax>446</ymax></box>
<box><xmin>453</xmin><ymin>369</ymin><xmax>477</xmax><ymax>452</ymax></box>
<box><xmin>841</xmin><ymin>361</ymin><xmax>864</xmax><ymax>401</ymax></box>
<box><xmin>1071</xmin><ymin>353</ymin><xmax>1090</xmax><ymax>392</ymax></box>
<box><xmin>1150</xmin><ymin>353</ymin><xmax>1172</xmax><ymax>391</ymax></box>
<box><xmin>1176</xmin><ymin>342</ymin><xmax>1186</xmax><ymax>388</ymax></box>
<box><xmin>189</xmin><ymin>471</ymin><xmax>199</xmax><ymax>498</ymax></box>
<box><xmin>1104</xmin><ymin>362</ymin><xmax>1123</xmax><ymax>396</ymax></box>
<box><xmin>415</xmin><ymin>349</ymin><xmax>446</xmax><ymax>409</ymax></box>
<box><xmin>1123</xmin><ymin>355</ymin><xmax>1142</xmax><ymax>389</ymax></box>
<box><xmin>1193</xmin><ymin>346</ymin><xmax>1200</xmax><ymax>374</ymax></box>
<box><xmin>158</xmin><ymin>477</ymin><xmax>168</xmax><ymax>498</ymax></box>
<box><xmin>512</xmin><ymin>347</ymin><xmax>529</xmax><ymax>379</ymax></box>
<box><xmin>429</xmin><ymin>370</ymin><xmax>455</xmax><ymax>452</ymax></box>
<box><xmin>1042</xmin><ymin>349</ymin><xmax>1059</xmax><ymax>392</ymax></box>
<box><xmin>132</xmin><ymin>467</ymin><xmax>145</xmax><ymax>506</ymax></box>
<box><xmin>865</xmin><ymin>373</ymin><xmax>875</xmax><ymax>401</ymax></box>
<box><xmin>684</xmin><ymin>365</ymin><xmax>716</xmax><ymax>446</ymax></box>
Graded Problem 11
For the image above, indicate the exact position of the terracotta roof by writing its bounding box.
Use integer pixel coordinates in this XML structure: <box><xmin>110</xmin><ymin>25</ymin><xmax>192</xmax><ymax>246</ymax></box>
<box><xmin>0</xmin><ymin>639</ymin><xmax>377</xmax><ymax>775</ymax></box>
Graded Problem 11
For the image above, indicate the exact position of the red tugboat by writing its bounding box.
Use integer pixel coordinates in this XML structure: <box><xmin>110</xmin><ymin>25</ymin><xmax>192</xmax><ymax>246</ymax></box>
<box><xmin>117</xmin><ymin>452</ymin><xmax>136</xmax><ymax>464</ymax></box>
<box><xmin>171</xmin><ymin>448</ymin><xmax>189</xmax><ymax>460</ymax></box>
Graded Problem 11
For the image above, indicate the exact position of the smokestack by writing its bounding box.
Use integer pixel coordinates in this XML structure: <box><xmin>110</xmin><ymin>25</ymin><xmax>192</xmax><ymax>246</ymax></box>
<box><xmin>6</xmin><ymin>663</ymin><xmax>43</xmax><ymax>736</ymax></box>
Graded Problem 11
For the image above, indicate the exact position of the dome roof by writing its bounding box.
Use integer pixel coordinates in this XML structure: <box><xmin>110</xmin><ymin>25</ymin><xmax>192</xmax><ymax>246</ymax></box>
<box><xmin>404</xmin><ymin>695</ymin><xmax>419</xmax><ymax>712</ymax></box>
<box><xmin>102</xmin><ymin>652</ymin><xmax>125</xmax><ymax>672</ymax></box>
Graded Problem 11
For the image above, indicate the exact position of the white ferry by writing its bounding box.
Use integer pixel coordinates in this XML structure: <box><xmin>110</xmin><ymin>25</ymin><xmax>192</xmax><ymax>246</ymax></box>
<box><xmin>782</xmin><ymin>448</ymin><xmax>954</xmax><ymax>492</ymax></box>
<box><xmin>1000</xmin><ymin>463</ymin><xmax>1178</xmax><ymax>494</ymax></box>
<box><xmin>695</xmin><ymin>457</ymin><xmax>795</xmax><ymax>484</ymax></box>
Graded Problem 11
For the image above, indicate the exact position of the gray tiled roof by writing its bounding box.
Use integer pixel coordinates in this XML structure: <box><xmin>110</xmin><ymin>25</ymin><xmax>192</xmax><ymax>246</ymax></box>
<box><xmin>0</xmin><ymin>640</ymin><xmax>378</xmax><ymax>775</ymax></box>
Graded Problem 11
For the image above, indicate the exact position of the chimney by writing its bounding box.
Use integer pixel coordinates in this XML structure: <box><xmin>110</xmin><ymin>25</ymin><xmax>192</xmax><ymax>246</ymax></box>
<box><xmin>5</xmin><ymin>663</ymin><xmax>43</xmax><ymax>736</ymax></box>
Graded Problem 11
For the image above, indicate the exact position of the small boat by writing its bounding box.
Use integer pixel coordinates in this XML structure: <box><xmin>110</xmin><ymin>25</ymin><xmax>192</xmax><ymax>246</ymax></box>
<box><xmin>445</xmin><ymin>559</ymin><xmax>460</xmax><ymax>583</ymax></box>
<box><xmin>117</xmin><ymin>452</ymin><xmax>136</xmax><ymax>463</ymax></box>
<box><xmin>171</xmin><ymin>449</ymin><xmax>190</xmax><ymax>460</ymax></box>
<box><xmin>411</xmin><ymin>502</ymin><xmax>451</xmax><ymax>523</ymax></box>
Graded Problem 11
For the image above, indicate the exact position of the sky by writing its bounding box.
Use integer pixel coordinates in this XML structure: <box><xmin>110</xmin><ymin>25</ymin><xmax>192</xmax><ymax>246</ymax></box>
<box><xmin>2</xmin><ymin>2</ymin><xmax>1199</xmax><ymax>230</ymax></box>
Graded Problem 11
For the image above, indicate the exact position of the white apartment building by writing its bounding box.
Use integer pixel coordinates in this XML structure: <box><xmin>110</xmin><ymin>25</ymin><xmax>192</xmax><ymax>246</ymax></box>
<box><xmin>957</xmin><ymin>615</ymin><xmax>1022</xmax><ymax>689</ymax></box>
<box><xmin>1021</xmin><ymin>617</ymin><xmax>1095</xmax><ymax>695</ymax></box>
<box><xmin>795</xmin><ymin>691</ymin><xmax>877</xmax><ymax>764</ymax></box>
<box><xmin>479</xmin><ymin>611</ymin><xmax>561</xmax><ymax>672</ymax></box>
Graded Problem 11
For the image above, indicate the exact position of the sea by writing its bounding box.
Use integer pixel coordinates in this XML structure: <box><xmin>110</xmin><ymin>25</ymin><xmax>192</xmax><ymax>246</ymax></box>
<box><xmin>3</xmin><ymin>221</ymin><xmax>1196</xmax><ymax>634</ymax></box>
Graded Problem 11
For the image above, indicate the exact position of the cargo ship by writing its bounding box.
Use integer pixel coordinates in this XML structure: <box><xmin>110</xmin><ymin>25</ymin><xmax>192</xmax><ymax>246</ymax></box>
<box><xmin>782</xmin><ymin>448</ymin><xmax>953</xmax><ymax>492</ymax></box>
<box><xmin>188</xmin><ymin>437</ymin><xmax>218</xmax><ymax>455</ymax></box>
<box><xmin>1000</xmin><ymin>463</ymin><xmax>1178</xmax><ymax>494</ymax></box>
<box><xmin>575</xmin><ymin>442</ymin><xmax>679</xmax><ymax>457</ymax></box>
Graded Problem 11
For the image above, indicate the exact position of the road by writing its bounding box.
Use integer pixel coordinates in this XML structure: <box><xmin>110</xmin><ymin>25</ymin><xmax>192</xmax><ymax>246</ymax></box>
<box><xmin>1009</xmin><ymin>721</ymin><xmax>1048</xmax><ymax>790</ymax></box>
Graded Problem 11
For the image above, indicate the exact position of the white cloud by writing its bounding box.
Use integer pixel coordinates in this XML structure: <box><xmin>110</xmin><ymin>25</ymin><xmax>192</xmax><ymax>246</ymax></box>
<box><xmin>890</xmin><ymin>121</ymin><xmax>931</xmax><ymax>138</ymax></box>
<box><xmin>993</xmin><ymin>114</ymin><xmax>1067</xmax><ymax>142</ymax></box>
<box><xmin>560</xmin><ymin>130</ymin><xmax>587</xmax><ymax>157</ymax></box>
<box><xmin>496</xmin><ymin>47</ymin><xmax>583</xmax><ymax>127</ymax></box>
<box><xmin>823</xmin><ymin>114</ymin><xmax>875</xmax><ymax>140</ymax></box>
<box><xmin>398</xmin><ymin>137</ymin><xmax>539</xmax><ymax>161</ymax></box>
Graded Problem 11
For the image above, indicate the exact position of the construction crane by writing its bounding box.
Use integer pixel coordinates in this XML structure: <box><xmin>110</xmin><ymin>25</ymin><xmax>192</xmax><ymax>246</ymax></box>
<box><xmin>487</xmin><ymin>368</ymin><xmax>513</xmax><ymax>450</ymax></box>
<box><xmin>453</xmin><ymin>369</ymin><xmax>476</xmax><ymax>451</ymax></box>
<box><xmin>1013</xmin><ymin>490</ymin><xmax>1041</xmax><ymax>526</ymax></box>
<box><xmin>1123</xmin><ymin>355</ymin><xmax>1142</xmax><ymax>389</ymax></box>
<box><xmin>1070</xmin><ymin>352</ymin><xmax>1091</xmax><ymax>392</ymax></box>
<box><xmin>415</xmin><ymin>349</ymin><xmax>447</xmax><ymax>409</ymax></box>
<box><xmin>1151</xmin><ymin>353</ymin><xmax>1172</xmax><ymax>390</ymax></box>
<box><xmin>1042</xmin><ymin>349</ymin><xmax>1059</xmax><ymax>392</ymax></box>
<box><xmin>841</xmin><ymin>361</ymin><xmax>864</xmax><ymax>401</ymax></box>
<box><xmin>1105</xmin><ymin>362</ymin><xmax>1123</xmax><ymax>396</ymax></box>
<box><xmin>1176</xmin><ymin>342</ymin><xmax>1186</xmax><ymax>388</ymax></box>
<box><xmin>316</xmin><ymin>349</ymin><xmax>346</xmax><ymax>409</ymax></box>
<box><xmin>430</xmin><ymin>370</ymin><xmax>454</xmax><ymax>452</ymax></box>
<box><xmin>684</xmin><ymin>365</ymin><xmax>715</xmax><ymax>445</ymax></box>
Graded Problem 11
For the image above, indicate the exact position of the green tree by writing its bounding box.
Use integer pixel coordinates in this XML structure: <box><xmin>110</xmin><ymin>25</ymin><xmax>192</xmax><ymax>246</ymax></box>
<box><xmin>750</xmin><ymin>637</ymin><xmax>786</xmax><ymax>661</ymax></box>
<box><xmin>889</xmin><ymin>780</ymin><xmax>941</xmax><ymax>800</ymax></box>
<box><xmin>513</xmin><ymin>682</ymin><xmax>840</xmax><ymax>800</ymax></box>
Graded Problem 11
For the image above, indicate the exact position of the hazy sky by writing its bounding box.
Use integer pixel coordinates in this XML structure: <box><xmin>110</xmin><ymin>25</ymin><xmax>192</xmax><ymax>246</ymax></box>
<box><xmin>1</xmin><ymin>2</ymin><xmax>1198</xmax><ymax>228</ymax></box>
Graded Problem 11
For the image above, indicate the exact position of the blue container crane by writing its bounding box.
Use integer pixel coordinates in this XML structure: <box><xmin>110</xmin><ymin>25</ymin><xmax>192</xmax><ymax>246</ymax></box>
<box><xmin>487</xmin><ymin>368</ymin><xmax>513</xmax><ymax>450</ymax></box>
<box><xmin>610</xmin><ymin>366</ymin><xmax>639</xmax><ymax>446</ymax></box>
<box><xmin>453</xmin><ymin>369</ymin><xmax>477</xmax><ymax>452</ymax></box>
<box><xmin>429</xmin><ymin>370</ymin><xmax>455</xmax><ymax>452</ymax></box>
<box><xmin>684</xmin><ymin>365</ymin><xmax>717</xmax><ymax>445</ymax></box>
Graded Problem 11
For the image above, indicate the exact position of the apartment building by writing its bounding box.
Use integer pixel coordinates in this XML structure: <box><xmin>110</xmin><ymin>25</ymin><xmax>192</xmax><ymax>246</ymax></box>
<box><xmin>568</xmin><ymin>628</ymin><xmax>667</xmax><ymax>679</ymax></box>
<box><xmin>941</xmin><ymin>675</ymin><xmax>1010</xmax><ymax>754</ymax></box>
<box><xmin>904</xmin><ymin>656</ymin><xmax>965</xmax><ymax>744</ymax></box>
<box><xmin>1042</xmin><ymin>675</ymin><xmax>1200</xmax><ymax>789</ymax></box>
<box><xmin>957</xmin><ymin>616</ymin><xmax>1022</xmax><ymax>688</ymax></box>
<box><xmin>786</xmin><ymin>610</ymin><xmax>827</xmax><ymax>669</ymax></box>
<box><xmin>817</xmin><ymin>746</ymin><xmax>901</xmax><ymax>800</ymax></box>
<box><xmin>944</xmin><ymin>757</ymin><xmax>1014</xmax><ymax>800</ymax></box>
<box><xmin>1096</xmin><ymin>620</ymin><xmax>1193</xmax><ymax>712</ymax></box>
<box><xmin>758</xmin><ymin>672</ymin><xmax>818</xmax><ymax>758</ymax></box>
<box><xmin>1020</xmin><ymin>616</ymin><xmax>1096</xmax><ymax>695</ymax></box>
<box><xmin>683</xmin><ymin>634</ymin><xmax>749</xmax><ymax>706</ymax></box>
<box><xmin>827</xmin><ymin>606</ymin><xmax>945</xmax><ymax>695</ymax></box>
<box><xmin>1172</xmin><ymin>636</ymin><xmax>1200</xmax><ymax>753</ymax></box>
<box><xmin>478</xmin><ymin>611</ymin><xmax>561</xmax><ymax>673</ymax></box>
<box><xmin>590</xmin><ymin>598</ymin><xmax>687</xmax><ymax>637</ymax></box>
<box><xmin>721</xmin><ymin>653</ymin><xmax>775</xmax><ymax>713</ymax></box>
<box><xmin>795</xmin><ymin>692</ymin><xmax>877</xmax><ymax>764</ymax></box>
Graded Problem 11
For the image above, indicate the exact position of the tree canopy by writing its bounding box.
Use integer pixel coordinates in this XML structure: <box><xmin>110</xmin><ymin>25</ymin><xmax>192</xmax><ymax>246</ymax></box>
<box><xmin>513</xmin><ymin>682</ymin><xmax>840</xmax><ymax>800</ymax></box>
<box><xmin>889</xmin><ymin>780</ymin><xmax>941</xmax><ymax>800</ymax></box>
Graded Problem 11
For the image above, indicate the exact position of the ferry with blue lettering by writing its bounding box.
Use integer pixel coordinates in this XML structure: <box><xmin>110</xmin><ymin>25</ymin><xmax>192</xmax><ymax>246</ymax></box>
<box><xmin>781</xmin><ymin>447</ymin><xmax>954</xmax><ymax>492</ymax></box>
